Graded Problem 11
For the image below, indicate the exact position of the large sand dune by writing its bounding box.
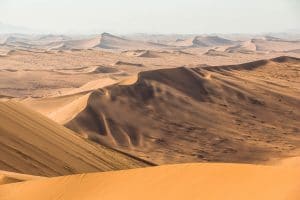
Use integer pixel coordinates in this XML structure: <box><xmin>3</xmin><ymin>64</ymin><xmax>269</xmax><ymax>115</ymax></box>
<box><xmin>0</xmin><ymin>101</ymin><xmax>149</xmax><ymax>176</ymax></box>
<box><xmin>0</xmin><ymin>157</ymin><xmax>299</xmax><ymax>200</ymax></box>
<box><xmin>0</xmin><ymin>33</ymin><xmax>300</xmax><ymax>199</ymax></box>
<box><xmin>65</xmin><ymin>57</ymin><xmax>300</xmax><ymax>164</ymax></box>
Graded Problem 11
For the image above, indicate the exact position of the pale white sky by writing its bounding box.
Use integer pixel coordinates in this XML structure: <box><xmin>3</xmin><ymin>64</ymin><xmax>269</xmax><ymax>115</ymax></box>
<box><xmin>0</xmin><ymin>0</ymin><xmax>299</xmax><ymax>34</ymax></box>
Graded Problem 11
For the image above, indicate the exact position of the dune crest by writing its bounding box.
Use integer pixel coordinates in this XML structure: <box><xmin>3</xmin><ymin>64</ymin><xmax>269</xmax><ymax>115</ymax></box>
<box><xmin>65</xmin><ymin>57</ymin><xmax>300</xmax><ymax>164</ymax></box>
<box><xmin>0</xmin><ymin>157</ymin><xmax>299</xmax><ymax>200</ymax></box>
<box><xmin>0</xmin><ymin>171</ymin><xmax>43</xmax><ymax>185</ymax></box>
<box><xmin>0</xmin><ymin>101</ymin><xmax>150</xmax><ymax>176</ymax></box>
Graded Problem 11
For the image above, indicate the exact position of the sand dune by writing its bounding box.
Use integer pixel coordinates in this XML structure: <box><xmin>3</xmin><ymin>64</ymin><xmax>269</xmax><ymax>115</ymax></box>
<box><xmin>170</xmin><ymin>35</ymin><xmax>235</xmax><ymax>47</ymax></box>
<box><xmin>252</xmin><ymin>38</ymin><xmax>300</xmax><ymax>52</ymax></box>
<box><xmin>66</xmin><ymin>56</ymin><xmax>300</xmax><ymax>164</ymax></box>
<box><xmin>225</xmin><ymin>40</ymin><xmax>257</xmax><ymax>53</ymax></box>
<box><xmin>122</xmin><ymin>50</ymin><xmax>160</xmax><ymax>58</ymax></box>
<box><xmin>204</xmin><ymin>49</ymin><xmax>227</xmax><ymax>56</ymax></box>
<box><xmin>122</xmin><ymin>49</ymin><xmax>193</xmax><ymax>58</ymax></box>
<box><xmin>96</xmin><ymin>32</ymin><xmax>169</xmax><ymax>50</ymax></box>
<box><xmin>0</xmin><ymin>157</ymin><xmax>299</xmax><ymax>200</ymax></box>
<box><xmin>21</xmin><ymin>77</ymin><xmax>120</xmax><ymax>124</ymax></box>
<box><xmin>285</xmin><ymin>49</ymin><xmax>300</xmax><ymax>53</ymax></box>
<box><xmin>0</xmin><ymin>170</ymin><xmax>43</xmax><ymax>185</ymax></box>
<box><xmin>1</xmin><ymin>33</ymin><xmax>170</xmax><ymax>51</ymax></box>
<box><xmin>192</xmin><ymin>36</ymin><xmax>235</xmax><ymax>47</ymax></box>
<box><xmin>114</xmin><ymin>60</ymin><xmax>144</xmax><ymax>67</ymax></box>
<box><xmin>53</xmin><ymin>36</ymin><xmax>102</xmax><ymax>50</ymax></box>
<box><xmin>54</xmin><ymin>33</ymin><xmax>170</xmax><ymax>50</ymax></box>
<box><xmin>0</xmin><ymin>33</ymin><xmax>300</xmax><ymax>199</ymax></box>
<box><xmin>0</xmin><ymin>101</ymin><xmax>149</xmax><ymax>176</ymax></box>
<box><xmin>88</xmin><ymin>66</ymin><xmax>119</xmax><ymax>74</ymax></box>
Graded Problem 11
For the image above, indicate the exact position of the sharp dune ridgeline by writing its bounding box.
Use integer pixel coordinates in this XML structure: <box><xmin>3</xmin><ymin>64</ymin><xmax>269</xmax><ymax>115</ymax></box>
<box><xmin>0</xmin><ymin>157</ymin><xmax>299</xmax><ymax>200</ymax></box>
<box><xmin>0</xmin><ymin>170</ymin><xmax>43</xmax><ymax>185</ymax></box>
<box><xmin>66</xmin><ymin>56</ymin><xmax>300</xmax><ymax>164</ymax></box>
<box><xmin>0</xmin><ymin>101</ymin><xmax>150</xmax><ymax>177</ymax></box>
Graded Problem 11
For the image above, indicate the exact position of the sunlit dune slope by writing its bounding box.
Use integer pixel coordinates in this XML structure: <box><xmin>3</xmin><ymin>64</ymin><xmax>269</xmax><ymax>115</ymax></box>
<box><xmin>0</xmin><ymin>101</ymin><xmax>149</xmax><ymax>176</ymax></box>
<box><xmin>0</xmin><ymin>157</ymin><xmax>299</xmax><ymax>200</ymax></box>
<box><xmin>22</xmin><ymin>77</ymin><xmax>120</xmax><ymax>124</ymax></box>
<box><xmin>49</xmin><ymin>33</ymin><xmax>169</xmax><ymax>50</ymax></box>
<box><xmin>66</xmin><ymin>56</ymin><xmax>300</xmax><ymax>164</ymax></box>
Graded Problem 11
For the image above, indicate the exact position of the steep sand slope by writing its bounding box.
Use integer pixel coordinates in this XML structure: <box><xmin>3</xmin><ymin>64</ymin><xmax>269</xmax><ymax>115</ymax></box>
<box><xmin>0</xmin><ymin>101</ymin><xmax>149</xmax><ymax>176</ymax></box>
<box><xmin>0</xmin><ymin>157</ymin><xmax>299</xmax><ymax>200</ymax></box>
<box><xmin>66</xmin><ymin>56</ymin><xmax>300</xmax><ymax>164</ymax></box>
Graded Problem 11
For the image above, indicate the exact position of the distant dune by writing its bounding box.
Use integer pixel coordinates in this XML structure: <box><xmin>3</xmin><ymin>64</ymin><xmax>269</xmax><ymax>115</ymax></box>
<box><xmin>0</xmin><ymin>32</ymin><xmax>172</xmax><ymax>51</ymax></box>
<box><xmin>122</xmin><ymin>49</ymin><xmax>192</xmax><ymax>58</ymax></box>
<box><xmin>49</xmin><ymin>33</ymin><xmax>170</xmax><ymax>51</ymax></box>
<box><xmin>122</xmin><ymin>49</ymin><xmax>160</xmax><ymax>57</ymax></box>
<box><xmin>251</xmin><ymin>37</ymin><xmax>300</xmax><ymax>52</ymax></box>
<box><xmin>170</xmin><ymin>35</ymin><xmax>235</xmax><ymax>47</ymax></box>
<box><xmin>96</xmin><ymin>32</ymin><xmax>168</xmax><ymax>50</ymax></box>
<box><xmin>65</xmin><ymin>57</ymin><xmax>300</xmax><ymax>164</ymax></box>
<box><xmin>0</xmin><ymin>157</ymin><xmax>299</xmax><ymax>200</ymax></box>
<box><xmin>225</xmin><ymin>40</ymin><xmax>257</xmax><ymax>54</ymax></box>
<box><xmin>2</xmin><ymin>33</ymin><xmax>300</xmax><ymax>54</ymax></box>
<box><xmin>204</xmin><ymin>49</ymin><xmax>227</xmax><ymax>56</ymax></box>
<box><xmin>192</xmin><ymin>36</ymin><xmax>235</xmax><ymax>47</ymax></box>
<box><xmin>114</xmin><ymin>60</ymin><xmax>144</xmax><ymax>67</ymax></box>
<box><xmin>52</xmin><ymin>36</ymin><xmax>102</xmax><ymax>50</ymax></box>
<box><xmin>0</xmin><ymin>101</ymin><xmax>149</xmax><ymax>176</ymax></box>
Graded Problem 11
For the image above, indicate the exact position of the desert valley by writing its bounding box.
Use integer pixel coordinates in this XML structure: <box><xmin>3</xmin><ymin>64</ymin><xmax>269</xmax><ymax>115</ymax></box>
<box><xmin>0</xmin><ymin>30</ymin><xmax>300</xmax><ymax>199</ymax></box>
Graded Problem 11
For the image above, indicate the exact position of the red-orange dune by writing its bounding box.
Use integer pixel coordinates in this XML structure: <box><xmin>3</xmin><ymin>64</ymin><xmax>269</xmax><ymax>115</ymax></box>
<box><xmin>0</xmin><ymin>157</ymin><xmax>299</xmax><ymax>200</ymax></box>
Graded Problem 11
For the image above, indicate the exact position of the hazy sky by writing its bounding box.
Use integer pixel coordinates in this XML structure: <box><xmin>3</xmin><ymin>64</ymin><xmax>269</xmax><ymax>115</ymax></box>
<box><xmin>0</xmin><ymin>0</ymin><xmax>299</xmax><ymax>34</ymax></box>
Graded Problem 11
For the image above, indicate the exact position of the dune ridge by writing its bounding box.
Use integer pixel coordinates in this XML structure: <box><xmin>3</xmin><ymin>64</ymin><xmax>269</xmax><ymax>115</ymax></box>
<box><xmin>65</xmin><ymin>56</ymin><xmax>300</xmax><ymax>164</ymax></box>
<box><xmin>0</xmin><ymin>170</ymin><xmax>43</xmax><ymax>185</ymax></box>
<box><xmin>0</xmin><ymin>157</ymin><xmax>299</xmax><ymax>200</ymax></box>
<box><xmin>0</xmin><ymin>101</ymin><xmax>150</xmax><ymax>176</ymax></box>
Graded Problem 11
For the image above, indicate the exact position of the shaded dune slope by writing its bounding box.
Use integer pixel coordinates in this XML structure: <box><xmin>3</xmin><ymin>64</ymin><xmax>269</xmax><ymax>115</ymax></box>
<box><xmin>192</xmin><ymin>36</ymin><xmax>235</xmax><ymax>47</ymax></box>
<box><xmin>67</xmin><ymin>56</ymin><xmax>300</xmax><ymax>164</ymax></box>
<box><xmin>0</xmin><ymin>157</ymin><xmax>300</xmax><ymax>200</ymax></box>
<box><xmin>0</xmin><ymin>101</ymin><xmax>149</xmax><ymax>176</ymax></box>
<box><xmin>0</xmin><ymin>170</ymin><xmax>43</xmax><ymax>185</ymax></box>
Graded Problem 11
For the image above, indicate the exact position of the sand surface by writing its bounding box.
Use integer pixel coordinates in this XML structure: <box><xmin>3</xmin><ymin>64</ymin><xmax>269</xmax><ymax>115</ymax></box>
<box><xmin>0</xmin><ymin>170</ymin><xmax>43</xmax><ymax>185</ymax></box>
<box><xmin>0</xmin><ymin>33</ymin><xmax>300</xmax><ymax>199</ymax></box>
<box><xmin>0</xmin><ymin>101</ymin><xmax>149</xmax><ymax>176</ymax></box>
<box><xmin>0</xmin><ymin>157</ymin><xmax>299</xmax><ymax>200</ymax></box>
<box><xmin>64</xmin><ymin>57</ymin><xmax>300</xmax><ymax>164</ymax></box>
